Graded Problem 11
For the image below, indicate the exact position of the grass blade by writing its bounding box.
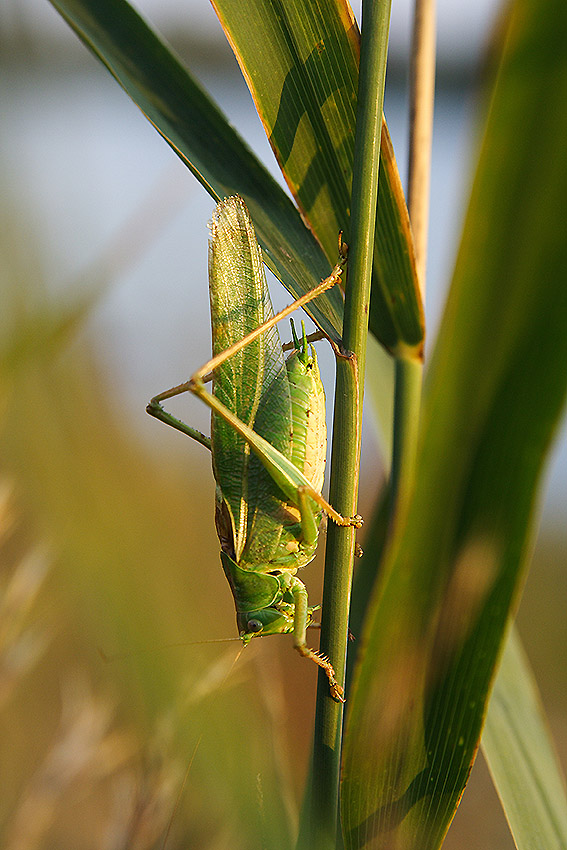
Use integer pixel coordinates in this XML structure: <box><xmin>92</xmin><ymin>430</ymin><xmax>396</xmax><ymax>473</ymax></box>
<box><xmin>483</xmin><ymin>626</ymin><xmax>567</xmax><ymax>850</ymax></box>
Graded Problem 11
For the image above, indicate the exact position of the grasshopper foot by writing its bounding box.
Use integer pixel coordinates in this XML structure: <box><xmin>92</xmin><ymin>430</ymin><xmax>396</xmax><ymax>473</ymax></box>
<box><xmin>328</xmin><ymin>677</ymin><xmax>345</xmax><ymax>703</ymax></box>
<box><xmin>296</xmin><ymin>645</ymin><xmax>346</xmax><ymax>702</ymax></box>
<box><xmin>350</xmin><ymin>514</ymin><xmax>364</xmax><ymax>529</ymax></box>
<box><xmin>314</xmin><ymin>651</ymin><xmax>345</xmax><ymax>703</ymax></box>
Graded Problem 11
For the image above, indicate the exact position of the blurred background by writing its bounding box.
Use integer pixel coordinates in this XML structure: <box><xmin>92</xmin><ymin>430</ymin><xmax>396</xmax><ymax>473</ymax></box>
<box><xmin>1</xmin><ymin>1</ymin><xmax>565</xmax><ymax>848</ymax></box>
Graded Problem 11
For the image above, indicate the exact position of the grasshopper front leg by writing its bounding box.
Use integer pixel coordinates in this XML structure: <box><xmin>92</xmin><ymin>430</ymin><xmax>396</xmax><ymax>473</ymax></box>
<box><xmin>291</xmin><ymin>576</ymin><xmax>345</xmax><ymax>702</ymax></box>
<box><xmin>146</xmin><ymin>396</ymin><xmax>212</xmax><ymax>450</ymax></box>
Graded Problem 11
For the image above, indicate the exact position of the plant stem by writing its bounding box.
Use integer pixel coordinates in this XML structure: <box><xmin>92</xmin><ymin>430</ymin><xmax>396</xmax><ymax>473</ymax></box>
<box><xmin>389</xmin><ymin>356</ymin><xmax>422</xmax><ymax>531</ymax></box>
<box><xmin>301</xmin><ymin>1</ymin><xmax>392</xmax><ymax>847</ymax></box>
<box><xmin>407</xmin><ymin>0</ymin><xmax>436</xmax><ymax>293</ymax></box>
<box><xmin>388</xmin><ymin>0</ymin><xmax>436</xmax><ymax>525</ymax></box>
<box><xmin>390</xmin><ymin>0</ymin><xmax>435</xmax><ymax>534</ymax></box>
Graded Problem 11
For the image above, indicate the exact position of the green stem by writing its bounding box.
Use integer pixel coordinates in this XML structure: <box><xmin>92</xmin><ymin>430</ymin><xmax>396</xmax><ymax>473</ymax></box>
<box><xmin>389</xmin><ymin>355</ymin><xmax>422</xmax><ymax>531</ymax></box>
<box><xmin>300</xmin><ymin>1</ymin><xmax>393</xmax><ymax>847</ymax></box>
<box><xmin>388</xmin><ymin>0</ymin><xmax>436</xmax><ymax>530</ymax></box>
<box><xmin>407</xmin><ymin>0</ymin><xmax>437</xmax><ymax>293</ymax></box>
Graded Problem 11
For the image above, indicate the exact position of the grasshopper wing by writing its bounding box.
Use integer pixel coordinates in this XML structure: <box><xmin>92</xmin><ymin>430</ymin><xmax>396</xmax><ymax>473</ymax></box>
<box><xmin>209</xmin><ymin>197</ymin><xmax>293</xmax><ymax>563</ymax></box>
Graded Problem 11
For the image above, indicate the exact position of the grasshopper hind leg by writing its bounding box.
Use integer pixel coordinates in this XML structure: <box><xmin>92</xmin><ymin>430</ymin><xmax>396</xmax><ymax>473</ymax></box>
<box><xmin>294</xmin><ymin>644</ymin><xmax>345</xmax><ymax>703</ymax></box>
<box><xmin>291</xmin><ymin>577</ymin><xmax>345</xmax><ymax>703</ymax></box>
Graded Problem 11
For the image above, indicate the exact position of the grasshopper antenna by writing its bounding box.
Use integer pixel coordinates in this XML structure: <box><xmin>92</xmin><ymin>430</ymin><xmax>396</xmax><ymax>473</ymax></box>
<box><xmin>98</xmin><ymin>636</ymin><xmax>242</xmax><ymax>664</ymax></box>
<box><xmin>161</xmin><ymin>644</ymin><xmax>245</xmax><ymax>850</ymax></box>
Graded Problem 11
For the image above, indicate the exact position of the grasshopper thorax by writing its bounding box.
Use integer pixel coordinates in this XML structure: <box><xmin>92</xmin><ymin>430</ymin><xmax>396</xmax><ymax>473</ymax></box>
<box><xmin>220</xmin><ymin>551</ymin><xmax>316</xmax><ymax>641</ymax></box>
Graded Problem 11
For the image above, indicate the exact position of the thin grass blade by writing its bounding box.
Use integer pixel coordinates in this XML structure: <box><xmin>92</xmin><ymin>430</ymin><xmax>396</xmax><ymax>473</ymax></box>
<box><xmin>482</xmin><ymin>626</ymin><xmax>567</xmax><ymax>850</ymax></box>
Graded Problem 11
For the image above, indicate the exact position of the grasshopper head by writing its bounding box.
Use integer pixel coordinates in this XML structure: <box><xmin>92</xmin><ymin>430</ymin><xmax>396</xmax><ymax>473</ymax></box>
<box><xmin>238</xmin><ymin>607</ymin><xmax>293</xmax><ymax>642</ymax></box>
<box><xmin>238</xmin><ymin>605</ymin><xmax>315</xmax><ymax>643</ymax></box>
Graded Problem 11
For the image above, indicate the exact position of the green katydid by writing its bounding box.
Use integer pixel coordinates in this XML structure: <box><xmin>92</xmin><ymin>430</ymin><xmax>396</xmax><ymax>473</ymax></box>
<box><xmin>147</xmin><ymin>196</ymin><xmax>361</xmax><ymax>702</ymax></box>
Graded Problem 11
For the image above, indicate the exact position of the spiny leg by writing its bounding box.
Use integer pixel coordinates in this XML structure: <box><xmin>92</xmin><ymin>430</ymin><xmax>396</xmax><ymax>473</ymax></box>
<box><xmin>291</xmin><ymin>578</ymin><xmax>345</xmax><ymax>703</ymax></box>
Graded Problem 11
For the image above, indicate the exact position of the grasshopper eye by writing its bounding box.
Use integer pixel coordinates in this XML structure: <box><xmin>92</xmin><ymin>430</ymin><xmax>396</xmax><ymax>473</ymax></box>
<box><xmin>247</xmin><ymin>619</ymin><xmax>263</xmax><ymax>634</ymax></box>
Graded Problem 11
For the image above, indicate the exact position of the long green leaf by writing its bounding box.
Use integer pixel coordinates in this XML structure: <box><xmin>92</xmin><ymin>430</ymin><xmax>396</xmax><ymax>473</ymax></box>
<box><xmin>48</xmin><ymin>0</ymin><xmax>345</xmax><ymax>344</ymax></box>
<box><xmin>212</xmin><ymin>0</ymin><xmax>423</xmax><ymax>355</ymax></box>
<box><xmin>482</xmin><ymin>626</ymin><xmax>567</xmax><ymax>850</ymax></box>
<box><xmin>341</xmin><ymin>0</ymin><xmax>567</xmax><ymax>845</ymax></box>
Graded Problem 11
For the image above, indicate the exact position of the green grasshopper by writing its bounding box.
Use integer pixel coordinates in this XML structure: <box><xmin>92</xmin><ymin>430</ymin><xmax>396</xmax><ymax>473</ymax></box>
<box><xmin>147</xmin><ymin>196</ymin><xmax>361</xmax><ymax>702</ymax></box>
